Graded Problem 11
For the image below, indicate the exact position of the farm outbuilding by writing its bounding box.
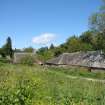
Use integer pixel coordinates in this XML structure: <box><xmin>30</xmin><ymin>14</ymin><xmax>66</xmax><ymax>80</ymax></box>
<box><xmin>13</xmin><ymin>52</ymin><xmax>43</xmax><ymax>65</ymax></box>
<box><xmin>13</xmin><ymin>52</ymin><xmax>33</xmax><ymax>63</ymax></box>
<box><xmin>46</xmin><ymin>51</ymin><xmax>105</xmax><ymax>69</ymax></box>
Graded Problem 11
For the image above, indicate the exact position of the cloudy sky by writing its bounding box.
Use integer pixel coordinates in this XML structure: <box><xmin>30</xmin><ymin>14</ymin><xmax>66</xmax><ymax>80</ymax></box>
<box><xmin>0</xmin><ymin>0</ymin><xmax>102</xmax><ymax>49</ymax></box>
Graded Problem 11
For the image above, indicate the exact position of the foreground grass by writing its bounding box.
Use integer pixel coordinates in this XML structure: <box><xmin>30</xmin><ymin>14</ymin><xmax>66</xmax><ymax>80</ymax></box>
<box><xmin>48</xmin><ymin>66</ymin><xmax>105</xmax><ymax>80</ymax></box>
<box><xmin>0</xmin><ymin>63</ymin><xmax>105</xmax><ymax>105</ymax></box>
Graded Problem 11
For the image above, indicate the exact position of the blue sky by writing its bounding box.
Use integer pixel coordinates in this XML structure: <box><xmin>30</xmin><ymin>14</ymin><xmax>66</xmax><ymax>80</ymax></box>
<box><xmin>0</xmin><ymin>0</ymin><xmax>102</xmax><ymax>49</ymax></box>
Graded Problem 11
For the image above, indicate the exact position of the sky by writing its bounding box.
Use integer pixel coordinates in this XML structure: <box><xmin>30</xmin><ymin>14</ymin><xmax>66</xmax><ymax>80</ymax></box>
<box><xmin>0</xmin><ymin>0</ymin><xmax>102</xmax><ymax>49</ymax></box>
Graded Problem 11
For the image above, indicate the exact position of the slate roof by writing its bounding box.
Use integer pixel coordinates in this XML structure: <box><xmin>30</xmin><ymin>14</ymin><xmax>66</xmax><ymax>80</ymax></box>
<box><xmin>46</xmin><ymin>51</ymin><xmax>105</xmax><ymax>69</ymax></box>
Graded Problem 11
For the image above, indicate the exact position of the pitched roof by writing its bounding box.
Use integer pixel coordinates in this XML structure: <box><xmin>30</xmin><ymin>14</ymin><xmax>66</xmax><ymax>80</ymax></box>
<box><xmin>46</xmin><ymin>51</ymin><xmax>105</xmax><ymax>69</ymax></box>
<box><xmin>13</xmin><ymin>52</ymin><xmax>33</xmax><ymax>63</ymax></box>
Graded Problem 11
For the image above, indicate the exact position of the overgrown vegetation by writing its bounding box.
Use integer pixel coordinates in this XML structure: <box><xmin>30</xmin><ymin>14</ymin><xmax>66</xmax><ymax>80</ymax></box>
<box><xmin>0</xmin><ymin>37</ymin><xmax>13</xmax><ymax>58</ymax></box>
<box><xmin>20</xmin><ymin>55</ymin><xmax>36</xmax><ymax>66</ymax></box>
<box><xmin>0</xmin><ymin>64</ymin><xmax>105</xmax><ymax>105</ymax></box>
<box><xmin>49</xmin><ymin>66</ymin><xmax>105</xmax><ymax>80</ymax></box>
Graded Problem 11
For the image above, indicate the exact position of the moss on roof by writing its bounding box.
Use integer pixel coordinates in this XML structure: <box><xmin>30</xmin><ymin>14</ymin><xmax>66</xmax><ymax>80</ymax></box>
<box><xmin>46</xmin><ymin>51</ymin><xmax>105</xmax><ymax>69</ymax></box>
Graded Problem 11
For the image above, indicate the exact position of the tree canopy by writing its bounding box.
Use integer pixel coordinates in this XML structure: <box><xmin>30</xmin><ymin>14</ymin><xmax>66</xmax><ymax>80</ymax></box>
<box><xmin>1</xmin><ymin>37</ymin><xmax>13</xmax><ymax>58</ymax></box>
<box><xmin>89</xmin><ymin>0</ymin><xmax>105</xmax><ymax>33</ymax></box>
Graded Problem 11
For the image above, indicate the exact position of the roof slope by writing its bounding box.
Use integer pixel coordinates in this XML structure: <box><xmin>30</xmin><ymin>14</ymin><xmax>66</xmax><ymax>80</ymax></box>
<box><xmin>46</xmin><ymin>51</ymin><xmax>105</xmax><ymax>69</ymax></box>
<box><xmin>13</xmin><ymin>53</ymin><xmax>33</xmax><ymax>63</ymax></box>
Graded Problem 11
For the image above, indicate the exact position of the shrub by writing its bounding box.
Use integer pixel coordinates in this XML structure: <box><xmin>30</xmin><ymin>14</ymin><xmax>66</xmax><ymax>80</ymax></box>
<box><xmin>20</xmin><ymin>55</ymin><xmax>35</xmax><ymax>66</ymax></box>
<box><xmin>0</xmin><ymin>57</ymin><xmax>11</xmax><ymax>63</ymax></box>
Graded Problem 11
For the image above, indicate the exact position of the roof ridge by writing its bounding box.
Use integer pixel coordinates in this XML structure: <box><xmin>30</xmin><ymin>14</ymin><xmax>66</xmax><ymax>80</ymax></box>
<box><xmin>58</xmin><ymin>54</ymin><xmax>64</xmax><ymax>64</ymax></box>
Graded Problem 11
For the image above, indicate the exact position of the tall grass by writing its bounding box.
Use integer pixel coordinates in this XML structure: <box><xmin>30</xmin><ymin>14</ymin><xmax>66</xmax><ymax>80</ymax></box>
<box><xmin>0</xmin><ymin>64</ymin><xmax>105</xmax><ymax>105</ymax></box>
<box><xmin>48</xmin><ymin>66</ymin><xmax>105</xmax><ymax>79</ymax></box>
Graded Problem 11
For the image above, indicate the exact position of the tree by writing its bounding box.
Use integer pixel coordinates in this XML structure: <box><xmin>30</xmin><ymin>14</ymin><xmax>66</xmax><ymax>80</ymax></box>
<box><xmin>54</xmin><ymin>46</ymin><xmax>63</xmax><ymax>57</ymax></box>
<box><xmin>80</xmin><ymin>31</ymin><xmax>93</xmax><ymax>44</ymax></box>
<box><xmin>89</xmin><ymin>0</ymin><xmax>105</xmax><ymax>33</ymax></box>
<box><xmin>37</xmin><ymin>47</ymin><xmax>48</xmax><ymax>54</ymax></box>
<box><xmin>23</xmin><ymin>47</ymin><xmax>34</xmax><ymax>53</ymax></box>
<box><xmin>89</xmin><ymin>0</ymin><xmax>105</xmax><ymax>52</ymax></box>
<box><xmin>66</xmin><ymin>36</ymin><xmax>82</xmax><ymax>52</ymax></box>
<box><xmin>0</xmin><ymin>48</ymin><xmax>6</xmax><ymax>58</ymax></box>
<box><xmin>36</xmin><ymin>46</ymin><xmax>54</xmax><ymax>61</ymax></box>
<box><xmin>95</xmin><ymin>32</ymin><xmax>105</xmax><ymax>51</ymax></box>
<box><xmin>50</xmin><ymin>44</ymin><xmax>54</xmax><ymax>49</ymax></box>
<box><xmin>2</xmin><ymin>37</ymin><xmax>13</xmax><ymax>58</ymax></box>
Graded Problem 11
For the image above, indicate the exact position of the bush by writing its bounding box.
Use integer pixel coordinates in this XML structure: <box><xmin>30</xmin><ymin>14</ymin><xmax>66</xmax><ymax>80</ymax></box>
<box><xmin>0</xmin><ymin>58</ymin><xmax>11</xmax><ymax>63</ymax></box>
<box><xmin>20</xmin><ymin>55</ymin><xmax>35</xmax><ymax>66</ymax></box>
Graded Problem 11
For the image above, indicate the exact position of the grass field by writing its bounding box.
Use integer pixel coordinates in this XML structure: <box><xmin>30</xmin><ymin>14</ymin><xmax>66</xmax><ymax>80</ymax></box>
<box><xmin>0</xmin><ymin>63</ymin><xmax>105</xmax><ymax>105</ymax></box>
<box><xmin>48</xmin><ymin>66</ymin><xmax>105</xmax><ymax>80</ymax></box>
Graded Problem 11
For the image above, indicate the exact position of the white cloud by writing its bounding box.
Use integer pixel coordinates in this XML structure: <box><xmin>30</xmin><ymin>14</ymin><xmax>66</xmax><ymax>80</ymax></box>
<box><xmin>32</xmin><ymin>33</ymin><xmax>56</xmax><ymax>45</ymax></box>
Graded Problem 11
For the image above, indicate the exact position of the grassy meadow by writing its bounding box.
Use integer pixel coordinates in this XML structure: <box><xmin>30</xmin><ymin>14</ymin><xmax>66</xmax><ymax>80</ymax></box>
<box><xmin>0</xmin><ymin>63</ymin><xmax>105</xmax><ymax>105</ymax></box>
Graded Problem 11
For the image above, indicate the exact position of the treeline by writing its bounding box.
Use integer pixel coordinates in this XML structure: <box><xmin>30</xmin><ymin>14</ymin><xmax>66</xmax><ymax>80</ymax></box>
<box><xmin>37</xmin><ymin>30</ymin><xmax>104</xmax><ymax>61</ymax></box>
<box><xmin>14</xmin><ymin>47</ymin><xmax>34</xmax><ymax>53</ymax></box>
<box><xmin>37</xmin><ymin>0</ymin><xmax>105</xmax><ymax>61</ymax></box>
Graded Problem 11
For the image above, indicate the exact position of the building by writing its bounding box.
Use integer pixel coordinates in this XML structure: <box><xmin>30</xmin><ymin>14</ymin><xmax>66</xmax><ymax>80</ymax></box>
<box><xmin>46</xmin><ymin>51</ymin><xmax>105</xmax><ymax>69</ymax></box>
<box><xmin>13</xmin><ymin>52</ymin><xmax>34</xmax><ymax>63</ymax></box>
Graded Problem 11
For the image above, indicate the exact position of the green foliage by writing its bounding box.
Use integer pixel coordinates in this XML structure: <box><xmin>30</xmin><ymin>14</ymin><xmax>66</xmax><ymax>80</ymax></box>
<box><xmin>50</xmin><ymin>43</ymin><xmax>55</xmax><ymax>49</ymax></box>
<box><xmin>20</xmin><ymin>55</ymin><xmax>35</xmax><ymax>66</ymax></box>
<box><xmin>37</xmin><ymin>47</ymin><xmax>48</xmax><ymax>54</ymax></box>
<box><xmin>95</xmin><ymin>33</ymin><xmax>105</xmax><ymax>52</ymax></box>
<box><xmin>0</xmin><ymin>48</ymin><xmax>6</xmax><ymax>58</ymax></box>
<box><xmin>68</xmin><ymin>37</ymin><xmax>80</xmax><ymax>52</ymax></box>
<box><xmin>0</xmin><ymin>58</ymin><xmax>11</xmax><ymax>63</ymax></box>
<box><xmin>54</xmin><ymin>46</ymin><xmax>64</xmax><ymax>57</ymax></box>
<box><xmin>49</xmin><ymin>66</ymin><xmax>105</xmax><ymax>79</ymax></box>
<box><xmin>89</xmin><ymin>0</ymin><xmax>105</xmax><ymax>32</ymax></box>
<box><xmin>80</xmin><ymin>31</ymin><xmax>93</xmax><ymax>44</ymax></box>
<box><xmin>37</xmin><ymin>50</ymin><xmax>54</xmax><ymax>61</ymax></box>
<box><xmin>37</xmin><ymin>47</ymin><xmax>54</xmax><ymax>61</ymax></box>
<box><xmin>87</xmin><ymin>14</ymin><xmax>105</xmax><ymax>51</ymax></box>
<box><xmin>80</xmin><ymin>43</ymin><xmax>93</xmax><ymax>52</ymax></box>
<box><xmin>0</xmin><ymin>82</ymin><xmax>35</xmax><ymax>105</ymax></box>
<box><xmin>66</xmin><ymin>36</ymin><xmax>81</xmax><ymax>52</ymax></box>
<box><xmin>65</xmin><ymin>36</ymin><xmax>93</xmax><ymax>53</ymax></box>
<box><xmin>23</xmin><ymin>47</ymin><xmax>34</xmax><ymax>53</ymax></box>
<box><xmin>0</xmin><ymin>64</ymin><xmax>105</xmax><ymax>105</ymax></box>
<box><xmin>1</xmin><ymin>37</ymin><xmax>13</xmax><ymax>58</ymax></box>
